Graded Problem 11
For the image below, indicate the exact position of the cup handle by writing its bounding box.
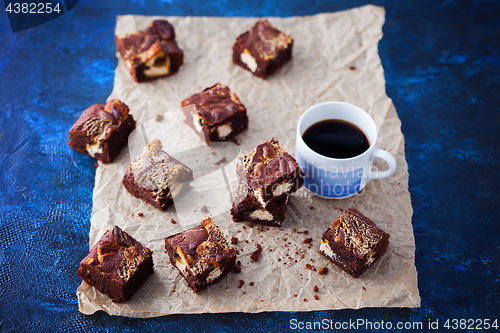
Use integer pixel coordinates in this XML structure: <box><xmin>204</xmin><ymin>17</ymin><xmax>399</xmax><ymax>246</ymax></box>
<box><xmin>367</xmin><ymin>149</ymin><xmax>396</xmax><ymax>180</ymax></box>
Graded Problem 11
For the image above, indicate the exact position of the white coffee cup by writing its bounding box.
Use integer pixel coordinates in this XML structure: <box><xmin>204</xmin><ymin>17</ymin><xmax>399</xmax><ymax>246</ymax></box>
<box><xmin>295</xmin><ymin>101</ymin><xmax>396</xmax><ymax>199</ymax></box>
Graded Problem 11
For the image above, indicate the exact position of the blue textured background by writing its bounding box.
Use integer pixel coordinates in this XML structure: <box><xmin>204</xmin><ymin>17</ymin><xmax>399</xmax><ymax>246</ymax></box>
<box><xmin>0</xmin><ymin>0</ymin><xmax>499</xmax><ymax>332</ymax></box>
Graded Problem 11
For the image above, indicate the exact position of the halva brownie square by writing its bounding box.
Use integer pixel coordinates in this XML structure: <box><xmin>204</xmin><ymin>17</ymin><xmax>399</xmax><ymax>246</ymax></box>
<box><xmin>237</xmin><ymin>138</ymin><xmax>304</xmax><ymax>204</ymax></box>
<box><xmin>232</xmin><ymin>18</ymin><xmax>293</xmax><ymax>79</ymax></box>
<box><xmin>165</xmin><ymin>216</ymin><xmax>237</xmax><ymax>292</ymax></box>
<box><xmin>68</xmin><ymin>99</ymin><xmax>136</xmax><ymax>163</ymax></box>
<box><xmin>319</xmin><ymin>208</ymin><xmax>390</xmax><ymax>278</ymax></box>
<box><xmin>77</xmin><ymin>226</ymin><xmax>154</xmax><ymax>302</ymax></box>
<box><xmin>116</xmin><ymin>20</ymin><xmax>184</xmax><ymax>83</ymax></box>
<box><xmin>181</xmin><ymin>83</ymin><xmax>248</xmax><ymax>146</ymax></box>
<box><xmin>230</xmin><ymin>181</ymin><xmax>289</xmax><ymax>227</ymax></box>
<box><xmin>122</xmin><ymin>138</ymin><xmax>193</xmax><ymax>211</ymax></box>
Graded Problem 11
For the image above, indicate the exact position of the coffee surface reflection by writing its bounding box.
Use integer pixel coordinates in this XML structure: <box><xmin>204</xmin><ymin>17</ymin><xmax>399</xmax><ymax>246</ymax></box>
<box><xmin>302</xmin><ymin>119</ymin><xmax>370</xmax><ymax>159</ymax></box>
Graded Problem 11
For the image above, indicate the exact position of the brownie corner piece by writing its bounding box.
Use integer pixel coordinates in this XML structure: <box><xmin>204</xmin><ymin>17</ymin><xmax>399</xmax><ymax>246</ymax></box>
<box><xmin>68</xmin><ymin>99</ymin><xmax>136</xmax><ymax>163</ymax></box>
<box><xmin>232</xmin><ymin>18</ymin><xmax>293</xmax><ymax>79</ymax></box>
<box><xmin>238</xmin><ymin>138</ymin><xmax>304</xmax><ymax>203</ymax></box>
<box><xmin>319</xmin><ymin>208</ymin><xmax>390</xmax><ymax>278</ymax></box>
<box><xmin>115</xmin><ymin>19</ymin><xmax>184</xmax><ymax>83</ymax></box>
<box><xmin>122</xmin><ymin>138</ymin><xmax>194</xmax><ymax>211</ymax></box>
<box><xmin>77</xmin><ymin>226</ymin><xmax>154</xmax><ymax>302</ymax></box>
<box><xmin>181</xmin><ymin>83</ymin><xmax>248</xmax><ymax>146</ymax></box>
<box><xmin>230</xmin><ymin>181</ymin><xmax>288</xmax><ymax>227</ymax></box>
<box><xmin>164</xmin><ymin>216</ymin><xmax>237</xmax><ymax>292</ymax></box>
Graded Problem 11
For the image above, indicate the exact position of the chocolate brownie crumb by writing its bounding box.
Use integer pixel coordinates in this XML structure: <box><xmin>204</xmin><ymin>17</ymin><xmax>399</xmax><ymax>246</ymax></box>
<box><xmin>138</xmin><ymin>213</ymin><xmax>143</xmax><ymax>217</ymax></box>
<box><xmin>310</xmin><ymin>206</ymin><xmax>314</xmax><ymax>209</ymax></box>
<box><xmin>155</xmin><ymin>114</ymin><xmax>164</xmax><ymax>122</ymax></box>
<box><xmin>318</xmin><ymin>267</ymin><xmax>328</xmax><ymax>275</ymax></box>
<box><xmin>250</xmin><ymin>244</ymin><xmax>262</xmax><ymax>261</ymax></box>
<box><xmin>234</xmin><ymin>265</ymin><xmax>241</xmax><ymax>273</ymax></box>
<box><xmin>303</xmin><ymin>298</ymin><xmax>308</xmax><ymax>302</ymax></box>
<box><xmin>231</xmin><ymin>237</ymin><xmax>238</xmax><ymax>245</ymax></box>
<box><xmin>170</xmin><ymin>218</ymin><xmax>176</xmax><ymax>224</ymax></box>
<box><xmin>305</xmin><ymin>264</ymin><xmax>312</xmax><ymax>270</ymax></box>
<box><xmin>313</xmin><ymin>285</ymin><xmax>318</xmax><ymax>292</ymax></box>
<box><xmin>249</xmin><ymin>282</ymin><xmax>254</xmax><ymax>286</ymax></box>
<box><xmin>349</xmin><ymin>66</ymin><xmax>356</xmax><ymax>70</ymax></box>
<box><xmin>238</xmin><ymin>280</ymin><xmax>245</xmax><ymax>289</ymax></box>
<box><xmin>294</xmin><ymin>294</ymin><xmax>297</xmax><ymax>297</ymax></box>
<box><xmin>314</xmin><ymin>295</ymin><xmax>320</xmax><ymax>300</ymax></box>
<box><xmin>362</xmin><ymin>286</ymin><xmax>366</xmax><ymax>290</ymax></box>
<box><xmin>303</xmin><ymin>238</ymin><xmax>312</xmax><ymax>244</ymax></box>
<box><xmin>249</xmin><ymin>222</ymin><xmax>253</xmax><ymax>228</ymax></box>
<box><xmin>200</xmin><ymin>206</ymin><xmax>209</xmax><ymax>213</ymax></box>
<box><xmin>214</xmin><ymin>157</ymin><xmax>227</xmax><ymax>166</ymax></box>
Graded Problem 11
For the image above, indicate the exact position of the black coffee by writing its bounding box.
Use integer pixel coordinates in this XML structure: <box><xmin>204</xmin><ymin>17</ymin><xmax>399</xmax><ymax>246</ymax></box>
<box><xmin>302</xmin><ymin>119</ymin><xmax>370</xmax><ymax>158</ymax></box>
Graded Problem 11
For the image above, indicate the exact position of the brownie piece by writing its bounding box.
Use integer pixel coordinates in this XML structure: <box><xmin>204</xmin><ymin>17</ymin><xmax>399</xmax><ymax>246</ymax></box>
<box><xmin>165</xmin><ymin>216</ymin><xmax>237</xmax><ymax>292</ymax></box>
<box><xmin>116</xmin><ymin>20</ymin><xmax>184</xmax><ymax>83</ymax></box>
<box><xmin>181</xmin><ymin>83</ymin><xmax>248</xmax><ymax>146</ymax></box>
<box><xmin>230</xmin><ymin>181</ymin><xmax>289</xmax><ymax>227</ymax></box>
<box><xmin>77</xmin><ymin>226</ymin><xmax>154</xmax><ymax>302</ymax></box>
<box><xmin>237</xmin><ymin>138</ymin><xmax>304</xmax><ymax>204</ymax></box>
<box><xmin>122</xmin><ymin>138</ymin><xmax>193</xmax><ymax>211</ymax></box>
<box><xmin>319</xmin><ymin>208</ymin><xmax>390</xmax><ymax>278</ymax></box>
<box><xmin>232</xmin><ymin>19</ymin><xmax>293</xmax><ymax>79</ymax></box>
<box><xmin>68</xmin><ymin>100</ymin><xmax>136</xmax><ymax>163</ymax></box>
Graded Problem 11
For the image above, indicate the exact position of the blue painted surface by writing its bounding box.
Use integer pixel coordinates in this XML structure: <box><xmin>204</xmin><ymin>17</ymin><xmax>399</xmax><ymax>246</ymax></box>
<box><xmin>0</xmin><ymin>0</ymin><xmax>499</xmax><ymax>332</ymax></box>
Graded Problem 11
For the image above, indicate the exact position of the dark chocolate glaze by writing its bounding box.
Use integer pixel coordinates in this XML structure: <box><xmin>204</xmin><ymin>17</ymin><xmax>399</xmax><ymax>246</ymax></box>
<box><xmin>182</xmin><ymin>83</ymin><xmax>247</xmax><ymax>125</ymax></box>
<box><xmin>167</xmin><ymin>225</ymin><xmax>208</xmax><ymax>257</ymax></box>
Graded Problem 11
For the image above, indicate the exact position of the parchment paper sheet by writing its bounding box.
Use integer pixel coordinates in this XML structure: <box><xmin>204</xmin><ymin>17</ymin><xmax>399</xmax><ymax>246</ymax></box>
<box><xmin>77</xmin><ymin>5</ymin><xmax>420</xmax><ymax>317</ymax></box>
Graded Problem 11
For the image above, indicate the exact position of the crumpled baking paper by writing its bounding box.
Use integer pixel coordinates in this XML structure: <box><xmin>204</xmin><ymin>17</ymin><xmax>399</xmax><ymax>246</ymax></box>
<box><xmin>77</xmin><ymin>5</ymin><xmax>420</xmax><ymax>317</ymax></box>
